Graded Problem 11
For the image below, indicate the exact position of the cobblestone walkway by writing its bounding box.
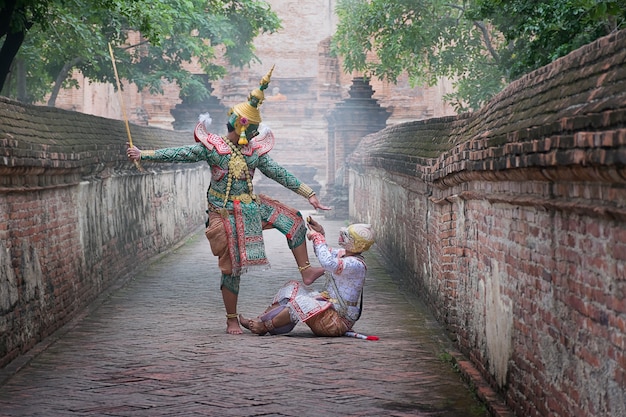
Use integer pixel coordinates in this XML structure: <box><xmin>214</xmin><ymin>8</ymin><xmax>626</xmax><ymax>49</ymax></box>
<box><xmin>0</xmin><ymin>215</ymin><xmax>503</xmax><ymax>416</ymax></box>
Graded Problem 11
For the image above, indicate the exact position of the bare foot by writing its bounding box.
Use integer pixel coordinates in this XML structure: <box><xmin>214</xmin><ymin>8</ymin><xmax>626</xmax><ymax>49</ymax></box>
<box><xmin>226</xmin><ymin>317</ymin><xmax>243</xmax><ymax>335</ymax></box>
<box><xmin>239</xmin><ymin>314</ymin><xmax>268</xmax><ymax>335</ymax></box>
<box><xmin>301</xmin><ymin>266</ymin><xmax>325</xmax><ymax>285</ymax></box>
<box><xmin>239</xmin><ymin>314</ymin><xmax>251</xmax><ymax>331</ymax></box>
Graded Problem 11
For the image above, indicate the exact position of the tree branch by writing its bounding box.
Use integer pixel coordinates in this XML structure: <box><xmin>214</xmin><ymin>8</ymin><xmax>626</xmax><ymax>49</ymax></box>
<box><xmin>0</xmin><ymin>27</ymin><xmax>27</xmax><ymax>92</ymax></box>
<box><xmin>473</xmin><ymin>20</ymin><xmax>500</xmax><ymax>64</ymax></box>
<box><xmin>122</xmin><ymin>40</ymin><xmax>151</xmax><ymax>51</ymax></box>
<box><xmin>0</xmin><ymin>0</ymin><xmax>18</xmax><ymax>38</ymax></box>
<box><xmin>47</xmin><ymin>57</ymin><xmax>83</xmax><ymax>107</ymax></box>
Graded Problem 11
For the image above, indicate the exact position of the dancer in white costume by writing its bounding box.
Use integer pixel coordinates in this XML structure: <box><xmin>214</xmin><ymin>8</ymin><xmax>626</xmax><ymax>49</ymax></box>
<box><xmin>240</xmin><ymin>218</ymin><xmax>375</xmax><ymax>337</ymax></box>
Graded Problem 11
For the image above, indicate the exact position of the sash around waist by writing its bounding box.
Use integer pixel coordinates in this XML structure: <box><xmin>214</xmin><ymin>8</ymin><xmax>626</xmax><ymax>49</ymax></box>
<box><xmin>319</xmin><ymin>290</ymin><xmax>359</xmax><ymax>307</ymax></box>
<box><xmin>209</xmin><ymin>188</ymin><xmax>257</xmax><ymax>204</ymax></box>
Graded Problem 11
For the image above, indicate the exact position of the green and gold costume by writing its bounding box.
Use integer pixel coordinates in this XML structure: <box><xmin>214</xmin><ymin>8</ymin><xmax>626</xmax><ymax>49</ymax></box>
<box><xmin>138</xmin><ymin>66</ymin><xmax>317</xmax><ymax>297</ymax></box>
<box><xmin>140</xmin><ymin>127</ymin><xmax>315</xmax><ymax>293</ymax></box>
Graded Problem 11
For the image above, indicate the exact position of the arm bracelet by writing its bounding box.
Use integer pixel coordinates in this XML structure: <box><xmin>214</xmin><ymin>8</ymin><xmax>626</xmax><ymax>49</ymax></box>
<box><xmin>140</xmin><ymin>150</ymin><xmax>156</xmax><ymax>160</ymax></box>
<box><xmin>296</xmin><ymin>183</ymin><xmax>316</xmax><ymax>199</ymax></box>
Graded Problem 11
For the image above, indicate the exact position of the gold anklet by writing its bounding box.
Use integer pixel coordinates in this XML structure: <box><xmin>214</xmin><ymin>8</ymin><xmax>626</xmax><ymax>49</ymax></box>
<box><xmin>226</xmin><ymin>313</ymin><xmax>238</xmax><ymax>319</ymax></box>
<box><xmin>298</xmin><ymin>261</ymin><xmax>311</xmax><ymax>272</ymax></box>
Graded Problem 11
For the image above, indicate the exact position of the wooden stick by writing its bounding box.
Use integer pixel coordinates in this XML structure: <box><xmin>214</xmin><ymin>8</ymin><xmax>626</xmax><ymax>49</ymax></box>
<box><xmin>108</xmin><ymin>42</ymin><xmax>142</xmax><ymax>171</ymax></box>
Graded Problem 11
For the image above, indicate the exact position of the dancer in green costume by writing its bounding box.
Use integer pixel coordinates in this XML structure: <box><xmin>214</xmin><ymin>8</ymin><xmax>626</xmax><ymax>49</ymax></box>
<box><xmin>127</xmin><ymin>67</ymin><xmax>330</xmax><ymax>334</ymax></box>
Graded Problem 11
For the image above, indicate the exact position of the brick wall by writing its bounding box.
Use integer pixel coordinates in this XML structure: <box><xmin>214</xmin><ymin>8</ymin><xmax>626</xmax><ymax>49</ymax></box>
<box><xmin>0</xmin><ymin>99</ymin><xmax>210</xmax><ymax>367</ymax></box>
<box><xmin>348</xmin><ymin>30</ymin><xmax>626</xmax><ymax>417</ymax></box>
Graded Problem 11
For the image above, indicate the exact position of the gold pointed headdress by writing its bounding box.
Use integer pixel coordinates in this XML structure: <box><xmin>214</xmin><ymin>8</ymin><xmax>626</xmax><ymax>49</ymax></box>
<box><xmin>228</xmin><ymin>65</ymin><xmax>274</xmax><ymax>145</ymax></box>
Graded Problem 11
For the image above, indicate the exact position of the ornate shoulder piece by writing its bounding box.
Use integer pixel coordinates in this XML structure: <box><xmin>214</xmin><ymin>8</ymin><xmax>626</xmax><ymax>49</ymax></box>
<box><xmin>249</xmin><ymin>124</ymin><xmax>275</xmax><ymax>156</ymax></box>
<box><xmin>194</xmin><ymin>122</ymin><xmax>231</xmax><ymax>155</ymax></box>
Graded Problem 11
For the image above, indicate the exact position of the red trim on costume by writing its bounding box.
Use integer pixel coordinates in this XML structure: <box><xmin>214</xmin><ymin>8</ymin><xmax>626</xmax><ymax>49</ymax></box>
<box><xmin>285</xmin><ymin>281</ymin><xmax>331</xmax><ymax>321</ymax></box>
<box><xmin>246</xmin><ymin>128</ymin><xmax>275</xmax><ymax>156</ymax></box>
<box><xmin>194</xmin><ymin>122</ymin><xmax>275</xmax><ymax>157</ymax></box>
<box><xmin>194</xmin><ymin>124</ymin><xmax>230</xmax><ymax>154</ymax></box>
<box><xmin>194</xmin><ymin>123</ymin><xmax>256</xmax><ymax>156</ymax></box>
<box><xmin>222</xmin><ymin>214</ymin><xmax>237</xmax><ymax>270</ymax></box>
<box><xmin>257</xmin><ymin>194</ymin><xmax>304</xmax><ymax>243</ymax></box>
<box><xmin>266</xmin><ymin>206</ymin><xmax>280</xmax><ymax>225</ymax></box>
<box><xmin>233</xmin><ymin>201</ymin><xmax>247</xmax><ymax>266</ymax></box>
<box><xmin>335</xmin><ymin>258</ymin><xmax>345</xmax><ymax>275</ymax></box>
<box><xmin>309</xmin><ymin>231</ymin><xmax>326</xmax><ymax>246</ymax></box>
<box><xmin>287</xmin><ymin>221</ymin><xmax>301</xmax><ymax>240</ymax></box>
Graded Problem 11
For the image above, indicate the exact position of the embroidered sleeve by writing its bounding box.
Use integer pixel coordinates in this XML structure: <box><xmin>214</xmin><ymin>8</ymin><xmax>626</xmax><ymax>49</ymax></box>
<box><xmin>256</xmin><ymin>154</ymin><xmax>303</xmax><ymax>192</ymax></box>
<box><xmin>314</xmin><ymin>241</ymin><xmax>343</xmax><ymax>275</ymax></box>
<box><xmin>140</xmin><ymin>144</ymin><xmax>211</xmax><ymax>162</ymax></box>
<box><xmin>315</xmin><ymin>240</ymin><xmax>366</xmax><ymax>277</ymax></box>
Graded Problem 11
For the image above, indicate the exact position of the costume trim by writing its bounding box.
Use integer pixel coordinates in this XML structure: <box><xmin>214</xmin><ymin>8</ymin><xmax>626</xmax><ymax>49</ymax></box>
<box><xmin>234</xmin><ymin>201</ymin><xmax>248</xmax><ymax>267</ymax></box>
<box><xmin>296</xmin><ymin>183</ymin><xmax>315</xmax><ymax>198</ymax></box>
<box><xmin>209</xmin><ymin>188</ymin><xmax>256</xmax><ymax>204</ymax></box>
<box><xmin>194</xmin><ymin>124</ymin><xmax>228</xmax><ymax>153</ymax></box>
<box><xmin>276</xmin><ymin>280</ymin><xmax>332</xmax><ymax>322</ymax></box>
<box><xmin>309</xmin><ymin>231</ymin><xmax>326</xmax><ymax>246</ymax></box>
<box><xmin>249</xmin><ymin>127</ymin><xmax>275</xmax><ymax>156</ymax></box>
<box><xmin>222</xmin><ymin>200</ymin><xmax>270</xmax><ymax>276</ymax></box>
<box><xmin>258</xmin><ymin>194</ymin><xmax>306</xmax><ymax>247</ymax></box>
<box><xmin>194</xmin><ymin>122</ymin><xmax>274</xmax><ymax>156</ymax></box>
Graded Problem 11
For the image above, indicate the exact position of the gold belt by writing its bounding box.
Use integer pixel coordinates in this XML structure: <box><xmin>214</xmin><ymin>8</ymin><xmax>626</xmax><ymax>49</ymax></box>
<box><xmin>320</xmin><ymin>291</ymin><xmax>358</xmax><ymax>307</ymax></box>
<box><xmin>209</xmin><ymin>188</ymin><xmax>256</xmax><ymax>204</ymax></box>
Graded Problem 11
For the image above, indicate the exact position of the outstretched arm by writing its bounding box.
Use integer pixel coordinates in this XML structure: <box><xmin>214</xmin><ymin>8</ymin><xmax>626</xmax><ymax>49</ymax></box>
<box><xmin>126</xmin><ymin>142</ymin><xmax>210</xmax><ymax>163</ymax></box>
<box><xmin>257</xmin><ymin>154</ymin><xmax>331</xmax><ymax>211</ymax></box>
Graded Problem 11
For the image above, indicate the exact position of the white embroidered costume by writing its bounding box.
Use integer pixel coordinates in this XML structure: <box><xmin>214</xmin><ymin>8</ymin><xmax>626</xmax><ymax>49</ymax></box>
<box><xmin>257</xmin><ymin>224</ymin><xmax>374</xmax><ymax>336</ymax></box>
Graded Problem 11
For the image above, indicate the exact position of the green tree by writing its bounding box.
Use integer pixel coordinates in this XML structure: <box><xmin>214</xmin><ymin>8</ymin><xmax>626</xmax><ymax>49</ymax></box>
<box><xmin>0</xmin><ymin>0</ymin><xmax>52</xmax><ymax>94</ymax></box>
<box><xmin>468</xmin><ymin>0</ymin><xmax>626</xmax><ymax>80</ymax></box>
<box><xmin>0</xmin><ymin>0</ymin><xmax>160</xmax><ymax>96</ymax></box>
<box><xmin>332</xmin><ymin>0</ymin><xmax>626</xmax><ymax>112</ymax></box>
<box><xmin>0</xmin><ymin>0</ymin><xmax>281</xmax><ymax>104</ymax></box>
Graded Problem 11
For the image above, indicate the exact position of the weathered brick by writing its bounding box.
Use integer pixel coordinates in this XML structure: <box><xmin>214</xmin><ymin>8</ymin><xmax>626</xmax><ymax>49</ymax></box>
<box><xmin>349</xmin><ymin>30</ymin><xmax>626</xmax><ymax>417</ymax></box>
<box><xmin>0</xmin><ymin>97</ymin><xmax>208</xmax><ymax>369</ymax></box>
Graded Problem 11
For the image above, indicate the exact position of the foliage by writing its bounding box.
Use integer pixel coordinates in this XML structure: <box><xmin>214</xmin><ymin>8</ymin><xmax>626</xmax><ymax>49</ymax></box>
<box><xmin>0</xmin><ymin>0</ymin><xmax>281</xmax><ymax>104</ymax></box>
<box><xmin>332</xmin><ymin>0</ymin><xmax>626</xmax><ymax>112</ymax></box>
<box><xmin>468</xmin><ymin>0</ymin><xmax>626</xmax><ymax>80</ymax></box>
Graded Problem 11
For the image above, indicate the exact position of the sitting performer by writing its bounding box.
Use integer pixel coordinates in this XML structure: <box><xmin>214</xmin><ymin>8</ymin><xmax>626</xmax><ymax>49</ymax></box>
<box><xmin>239</xmin><ymin>218</ymin><xmax>375</xmax><ymax>337</ymax></box>
<box><xmin>126</xmin><ymin>66</ymin><xmax>330</xmax><ymax>334</ymax></box>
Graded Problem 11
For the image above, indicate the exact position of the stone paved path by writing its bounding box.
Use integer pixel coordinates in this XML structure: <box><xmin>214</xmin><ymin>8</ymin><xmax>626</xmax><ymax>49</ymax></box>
<box><xmin>0</xmin><ymin>215</ymin><xmax>500</xmax><ymax>416</ymax></box>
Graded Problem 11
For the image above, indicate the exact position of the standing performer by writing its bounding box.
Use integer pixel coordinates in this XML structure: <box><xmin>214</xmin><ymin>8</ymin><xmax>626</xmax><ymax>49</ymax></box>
<box><xmin>126</xmin><ymin>67</ymin><xmax>330</xmax><ymax>334</ymax></box>
<box><xmin>239</xmin><ymin>218</ymin><xmax>375</xmax><ymax>337</ymax></box>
